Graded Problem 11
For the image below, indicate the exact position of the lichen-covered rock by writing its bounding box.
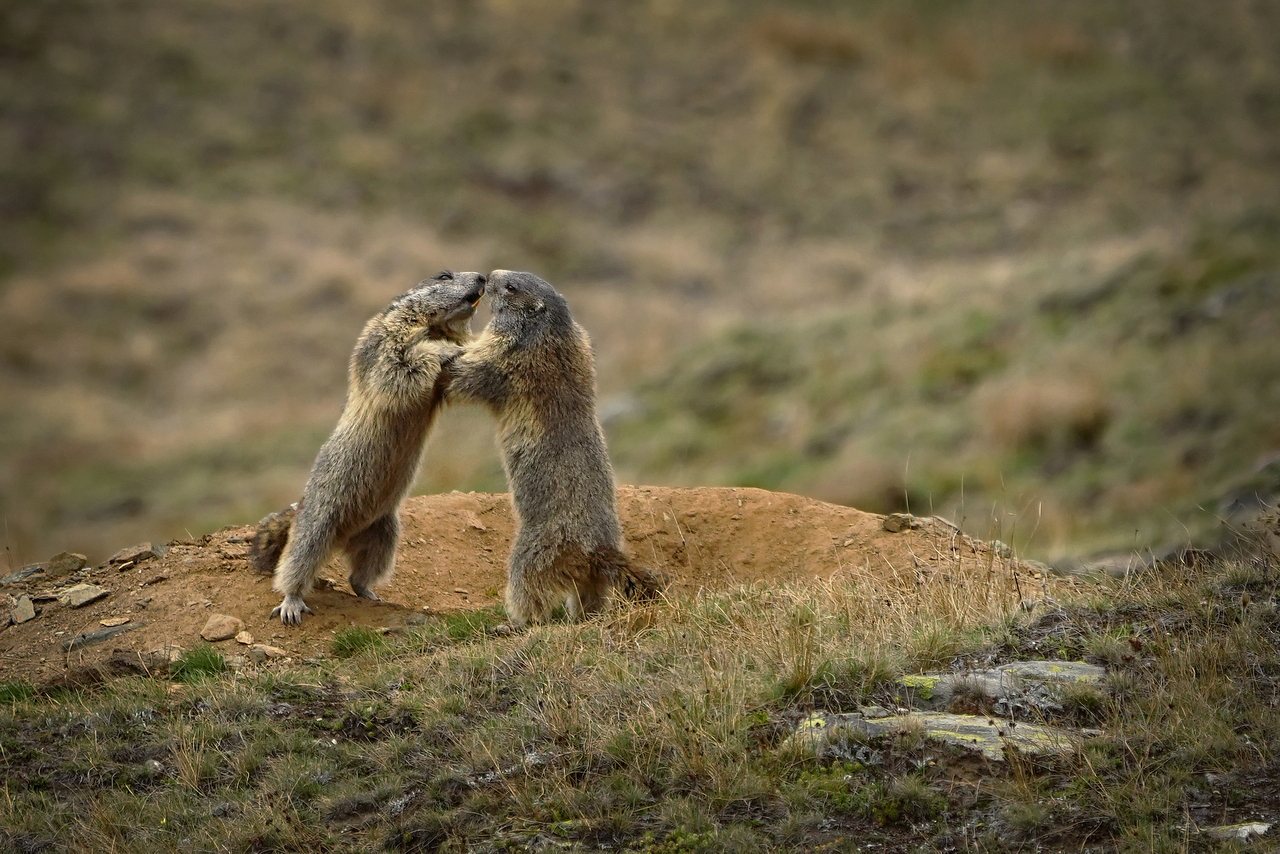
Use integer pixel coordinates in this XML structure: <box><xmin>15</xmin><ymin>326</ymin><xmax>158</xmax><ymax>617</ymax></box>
<box><xmin>786</xmin><ymin>710</ymin><xmax>1083</xmax><ymax>762</ymax></box>
<box><xmin>896</xmin><ymin>660</ymin><xmax>1106</xmax><ymax>712</ymax></box>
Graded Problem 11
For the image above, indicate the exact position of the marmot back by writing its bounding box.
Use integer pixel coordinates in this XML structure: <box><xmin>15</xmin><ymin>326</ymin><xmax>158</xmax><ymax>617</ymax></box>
<box><xmin>447</xmin><ymin>269</ymin><xmax>661</xmax><ymax>626</ymax></box>
<box><xmin>261</xmin><ymin>271</ymin><xmax>486</xmax><ymax>624</ymax></box>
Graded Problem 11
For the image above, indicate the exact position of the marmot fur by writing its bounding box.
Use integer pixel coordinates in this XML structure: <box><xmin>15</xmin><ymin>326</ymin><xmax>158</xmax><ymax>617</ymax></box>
<box><xmin>261</xmin><ymin>271</ymin><xmax>487</xmax><ymax>624</ymax></box>
<box><xmin>447</xmin><ymin>269</ymin><xmax>661</xmax><ymax>626</ymax></box>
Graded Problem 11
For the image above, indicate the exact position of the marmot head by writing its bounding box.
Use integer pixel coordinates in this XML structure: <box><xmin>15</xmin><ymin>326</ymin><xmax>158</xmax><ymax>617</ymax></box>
<box><xmin>388</xmin><ymin>270</ymin><xmax>487</xmax><ymax>342</ymax></box>
<box><xmin>485</xmin><ymin>269</ymin><xmax>572</xmax><ymax>343</ymax></box>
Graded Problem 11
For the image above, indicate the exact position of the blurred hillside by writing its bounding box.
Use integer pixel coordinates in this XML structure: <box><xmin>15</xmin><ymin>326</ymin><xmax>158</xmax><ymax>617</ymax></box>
<box><xmin>2</xmin><ymin>0</ymin><xmax>1278</xmax><ymax>564</ymax></box>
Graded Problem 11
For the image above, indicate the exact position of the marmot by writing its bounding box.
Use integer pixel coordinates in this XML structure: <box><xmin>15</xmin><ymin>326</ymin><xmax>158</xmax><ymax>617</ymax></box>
<box><xmin>446</xmin><ymin>269</ymin><xmax>661</xmax><ymax>626</ymax></box>
<box><xmin>260</xmin><ymin>271</ymin><xmax>487</xmax><ymax>624</ymax></box>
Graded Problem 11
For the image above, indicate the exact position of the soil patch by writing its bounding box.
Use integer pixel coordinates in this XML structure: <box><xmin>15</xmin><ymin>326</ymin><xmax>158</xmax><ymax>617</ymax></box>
<box><xmin>0</xmin><ymin>486</ymin><xmax>1047</xmax><ymax>685</ymax></box>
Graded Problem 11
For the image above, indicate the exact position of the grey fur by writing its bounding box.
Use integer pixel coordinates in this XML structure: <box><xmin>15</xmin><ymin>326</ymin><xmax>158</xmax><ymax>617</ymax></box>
<box><xmin>447</xmin><ymin>270</ymin><xmax>661</xmax><ymax>627</ymax></box>
<box><xmin>267</xmin><ymin>271</ymin><xmax>487</xmax><ymax>624</ymax></box>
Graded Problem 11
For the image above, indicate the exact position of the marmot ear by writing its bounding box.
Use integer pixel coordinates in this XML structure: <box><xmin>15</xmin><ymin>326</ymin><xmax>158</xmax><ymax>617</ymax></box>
<box><xmin>532</xmin><ymin>299</ymin><xmax>546</xmax><ymax>313</ymax></box>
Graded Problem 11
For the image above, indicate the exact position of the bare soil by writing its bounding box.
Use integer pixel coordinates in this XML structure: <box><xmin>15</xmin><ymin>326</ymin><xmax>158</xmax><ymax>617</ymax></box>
<box><xmin>0</xmin><ymin>486</ymin><xmax>1044</xmax><ymax>686</ymax></box>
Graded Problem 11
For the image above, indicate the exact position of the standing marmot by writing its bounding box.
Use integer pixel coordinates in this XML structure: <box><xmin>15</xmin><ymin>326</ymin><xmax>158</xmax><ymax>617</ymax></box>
<box><xmin>262</xmin><ymin>271</ymin><xmax>487</xmax><ymax>624</ymax></box>
<box><xmin>447</xmin><ymin>269</ymin><xmax>661</xmax><ymax>626</ymax></box>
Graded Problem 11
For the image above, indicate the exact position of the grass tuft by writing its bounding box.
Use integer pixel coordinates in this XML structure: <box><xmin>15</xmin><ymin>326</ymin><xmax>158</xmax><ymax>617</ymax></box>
<box><xmin>170</xmin><ymin>644</ymin><xmax>227</xmax><ymax>683</ymax></box>
<box><xmin>0</xmin><ymin>682</ymin><xmax>34</xmax><ymax>704</ymax></box>
<box><xmin>331</xmin><ymin>625</ymin><xmax>387</xmax><ymax>659</ymax></box>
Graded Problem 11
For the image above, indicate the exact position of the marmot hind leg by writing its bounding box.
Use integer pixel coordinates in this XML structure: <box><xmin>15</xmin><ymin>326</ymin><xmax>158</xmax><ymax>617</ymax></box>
<box><xmin>271</xmin><ymin>513</ymin><xmax>337</xmax><ymax>625</ymax></box>
<box><xmin>504</xmin><ymin>572</ymin><xmax>562</xmax><ymax>628</ymax></box>
<box><xmin>346</xmin><ymin>512</ymin><xmax>399</xmax><ymax>600</ymax></box>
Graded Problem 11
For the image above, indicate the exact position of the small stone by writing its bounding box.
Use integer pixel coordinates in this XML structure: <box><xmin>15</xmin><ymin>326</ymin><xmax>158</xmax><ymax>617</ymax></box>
<box><xmin>44</xmin><ymin>552</ymin><xmax>88</xmax><ymax>578</ymax></box>
<box><xmin>883</xmin><ymin>513</ymin><xmax>919</xmax><ymax>533</ymax></box>
<box><xmin>109</xmin><ymin>543</ymin><xmax>159</xmax><ymax>565</ymax></box>
<box><xmin>148</xmin><ymin>644</ymin><xmax>186</xmax><ymax>664</ymax></box>
<box><xmin>100</xmin><ymin>616</ymin><xmax>130</xmax><ymax>627</ymax></box>
<box><xmin>200</xmin><ymin>614</ymin><xmax>244</xmax><ymax>642</ymax></box>
<box><xmin>11</xmin><ymin>594</ymin><xmax>35</xmax><ymax>624</ymax></box>
<box><xmin>225</xmin><ymin>655</ymin><xmax>248</xmax><ymax>671</ymax></box>
<box><xmin>59</xmin><ymin>583</ymin><xmax>110</xmax><ymax>608</ymax></box>
<box><xmin>249</xmin><ymin>644</ymin><xmax>288</xmax><ymax>664</ymax></box>
<box><xmin>235</xmin><ymin>630</ymin><xmax>254</xmax><ymax>645</ymax></box>
<box><xmin>454</xmin><ymin>588</ymin><xmax>470</xmax><ymax>595</ymax></box>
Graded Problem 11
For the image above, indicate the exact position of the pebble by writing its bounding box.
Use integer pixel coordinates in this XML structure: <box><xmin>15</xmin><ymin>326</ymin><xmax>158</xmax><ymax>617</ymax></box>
<box><xmin>200</xmin><ymin>614</ymin><xmax>244</xmax><ymax>642</ymax></box>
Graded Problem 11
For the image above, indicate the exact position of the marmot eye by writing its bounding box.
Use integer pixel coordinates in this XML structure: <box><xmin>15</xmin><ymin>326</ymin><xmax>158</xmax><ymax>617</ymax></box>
<box><xmin>504</xmin><ymin>283</ymin><xmax>518</xmax><ymax>294</ymax></box>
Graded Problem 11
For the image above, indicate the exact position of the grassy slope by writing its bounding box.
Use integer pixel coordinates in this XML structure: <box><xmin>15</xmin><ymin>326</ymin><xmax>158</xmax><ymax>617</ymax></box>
<box><xmin>3</xmin><ymin>535</ymin><xmax>1279</xmax><ymax>852</ymax></box>
<box><xmin>2</xmin><ymin>0</ymin><xmax>1279</xmax><ymax>561</ymax></box>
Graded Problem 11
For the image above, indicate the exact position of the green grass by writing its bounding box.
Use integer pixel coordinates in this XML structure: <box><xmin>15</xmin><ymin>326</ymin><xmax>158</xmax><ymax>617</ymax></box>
<box><xmin>2</xmin><ymin>540</ymin><xmax>1278</xmax><ymax>852</ymax></box>
<box><xmin>331</xmin><ymin>625</ymin><xmax>387</xmax><ymax>659</ymax></box>
<box><xmin>169</xmin><ymin>644</ymin><xmax>227</xmax><ymax>683</ymax></box>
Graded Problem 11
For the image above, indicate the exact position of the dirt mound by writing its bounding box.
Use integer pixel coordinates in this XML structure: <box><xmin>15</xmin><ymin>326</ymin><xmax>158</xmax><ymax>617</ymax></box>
<box><xmin>0</xmin><ymin>487</ymin><xmax>1043</xmax><ymax>686</ymax></box>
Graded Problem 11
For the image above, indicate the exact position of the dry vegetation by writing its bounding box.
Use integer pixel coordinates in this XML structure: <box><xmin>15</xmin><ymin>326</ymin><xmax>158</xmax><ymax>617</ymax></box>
<box><xmin>3</xmin><ymin>528</ymin><xmax>1279</xmax><ymax>852</ymax></box>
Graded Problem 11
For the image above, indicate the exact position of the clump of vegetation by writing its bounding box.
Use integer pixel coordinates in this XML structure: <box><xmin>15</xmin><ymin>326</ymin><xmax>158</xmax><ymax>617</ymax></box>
<box><xmin>169</xmin><ymin>643</ymin><xmax>227</xmax><ymax>683</ymax></box>
<box><xmin>331</xmin><ymin>625</ymin><xmax>387</xmax><ymax>659</ymax></box>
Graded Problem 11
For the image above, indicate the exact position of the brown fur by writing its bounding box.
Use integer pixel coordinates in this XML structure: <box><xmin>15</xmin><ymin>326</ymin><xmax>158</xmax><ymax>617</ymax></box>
<box><xmin>263</xmin><ymin>271</ymin><xmax>487</xmax><ymax>624</ymax></box>
<box><xmin>446</xmin><ymin>270</ymin><xmax>662</xmax><ymax>627</ymax></box>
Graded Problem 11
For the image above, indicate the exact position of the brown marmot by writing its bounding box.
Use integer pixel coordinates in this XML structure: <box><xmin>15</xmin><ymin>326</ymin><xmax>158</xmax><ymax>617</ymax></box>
<box><xmin>446</xmin><ymin>269</ymin><xmax>661</xmax><ymax>626</ymax></box>
<box><xmin>260</xmin><ymin>271</ymin><xmax>487</xmax><ymax>624</ymax></box>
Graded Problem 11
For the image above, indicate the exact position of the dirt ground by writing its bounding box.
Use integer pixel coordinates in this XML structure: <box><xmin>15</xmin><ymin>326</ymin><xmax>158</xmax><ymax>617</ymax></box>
<box><xmin>0</xmin><ymin>486</ymin><xmax>1048</xmax><ymax>686</ymax></box>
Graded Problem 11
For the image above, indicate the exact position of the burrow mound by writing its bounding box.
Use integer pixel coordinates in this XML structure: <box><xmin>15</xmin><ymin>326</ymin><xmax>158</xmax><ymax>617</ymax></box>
<box><xmin>0</xmin><ymin>487</ymin><xmax>1046</xmax><ymax>685</ymax></box>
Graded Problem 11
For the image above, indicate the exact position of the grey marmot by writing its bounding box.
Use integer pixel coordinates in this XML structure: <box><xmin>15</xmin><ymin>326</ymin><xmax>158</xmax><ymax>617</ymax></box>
<box><xmin>446</xmin><ymin>269</ymin><xmax>661</xmax><ymax>626</ymax></box>
<box><xmin>259</xmin><ymin>271</ymin><xmax>487</xmax><ymax>624</ymax></box>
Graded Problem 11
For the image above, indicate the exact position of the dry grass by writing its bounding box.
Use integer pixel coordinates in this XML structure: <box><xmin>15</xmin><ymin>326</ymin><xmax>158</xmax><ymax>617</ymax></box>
<box><xmin>10</xmin><ymin>537</ymin><xmax>1279</xmax><ymax>852</ymax></box>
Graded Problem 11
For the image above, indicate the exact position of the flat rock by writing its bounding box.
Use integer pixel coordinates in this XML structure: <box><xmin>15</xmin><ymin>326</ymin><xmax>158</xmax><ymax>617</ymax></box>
<box><xmin>787</xmin><ymin>711</ymin><xmax>1083</xmax><ymax>762</ymax></box>
<box><xmin>1203</xmin><ymin>821</ymin><xmax>1271</xmax><ymax>841</ymax></box>
<box><xmin>201</xmin><ymin>614</ymin><xmax>244</xmax><ymax>642</ymax></box>
<box><xmin>45</xmin><ymin>552</ymin><xmax>88</xmax><ymax>578</ymax></box>
<box><xmin>109</xmin><ymin>543</ymin><xmax>160</xmax><ymax>566</ymax></box>
<box><xmin>235</xmin><ymin>630</ymin><xmax>254</xmax><ymax>645</ymax></box>
<box><xmin>58</xmin><ymin>583</ymin><xmax>110</xmax><ymax>609</ymax></box>
<box><xmin>2</xmin><ymin>565</ymin><xmax>45</xmax><ymax>585</ymax></box>
<box><xmin>63</xmin><ymin>622</ymin><xmax>140</xmax><ymax>651</ymax></box>
<box><xmin>11</xmin><ymin>594</ymin><xmax>35</xmax><ymax>624</ymax></box>
<box><xmin>897</xmin><ymin>660</ymin><xmax>1106</xmax><ymax>711</ymax></box>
